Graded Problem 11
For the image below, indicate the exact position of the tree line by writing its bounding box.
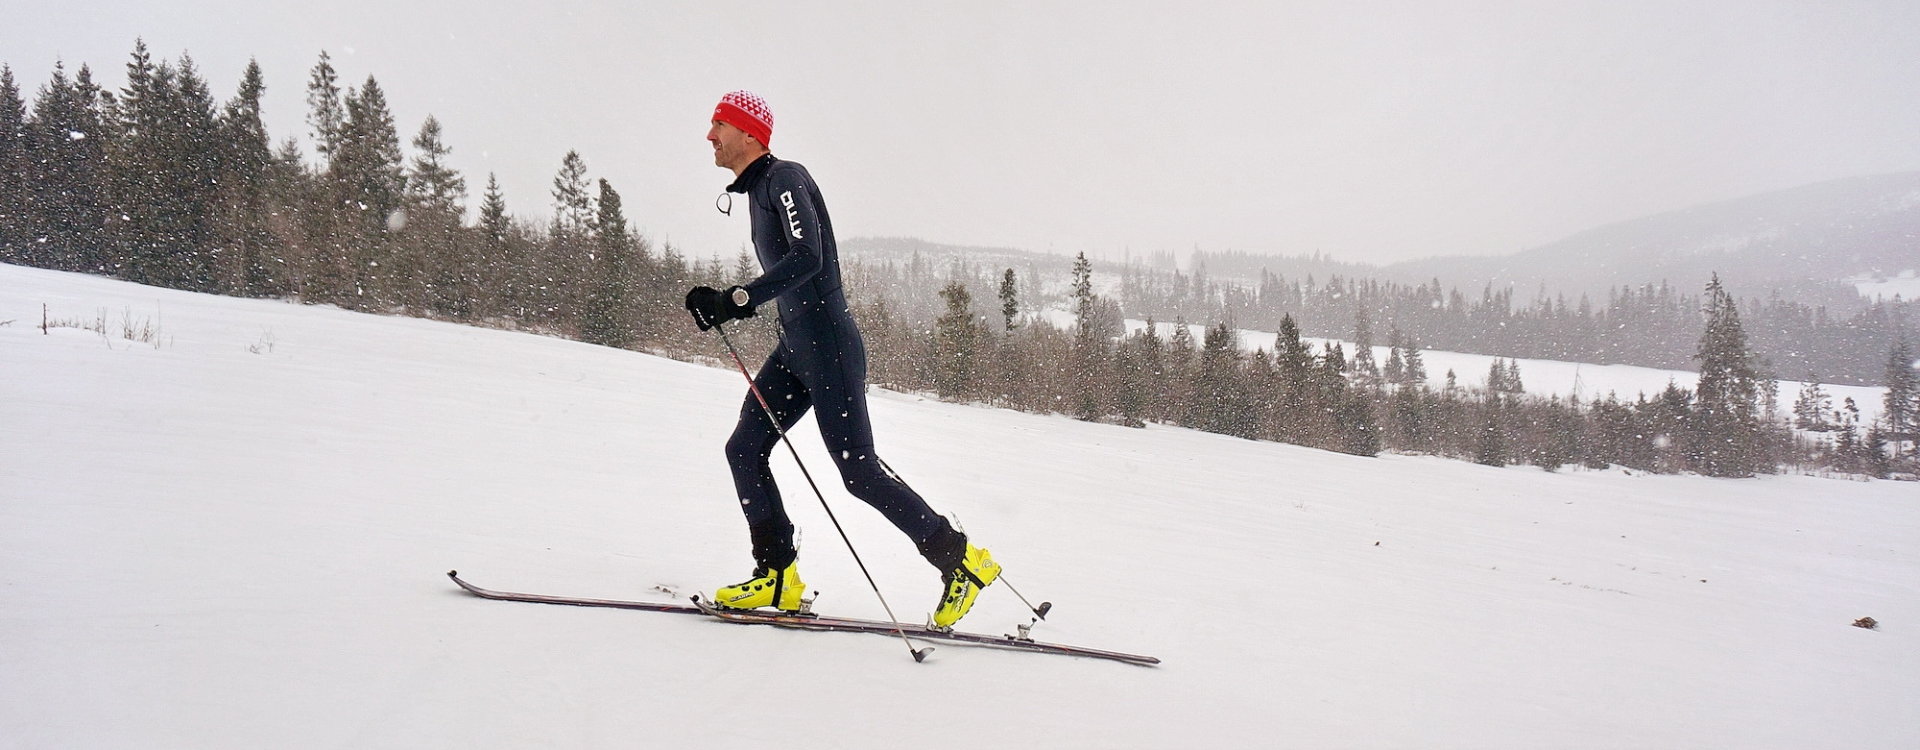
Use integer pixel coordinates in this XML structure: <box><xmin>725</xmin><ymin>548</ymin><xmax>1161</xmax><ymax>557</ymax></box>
<box><xmin>1120</xmin><ymin>261</ymin><xmax>1915</xmax><ymax>388</ymax></box>
<box><xmin>0</xmin><ymin>43</ymin><xmax>774</xmax><ymax>358</ymax></box>
<box><xmin>4</xmin><ymin>45</ymin><xmax>1914</xmax><ymax>479</ymax></box>
<box><xmin>863</xmin><ymin>257</ymin><xmax>1916</xmax><ymax>478</ymax></box>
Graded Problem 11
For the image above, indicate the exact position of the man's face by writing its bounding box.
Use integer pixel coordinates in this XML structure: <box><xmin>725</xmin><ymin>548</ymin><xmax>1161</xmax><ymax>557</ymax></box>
<box><xmin>707</xmin><ymin>120</ymin><xmax>762</xmax><ymax>171</ymax></box>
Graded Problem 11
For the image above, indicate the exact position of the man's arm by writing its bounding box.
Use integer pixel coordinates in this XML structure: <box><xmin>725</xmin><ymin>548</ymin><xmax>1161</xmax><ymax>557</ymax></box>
<box><xmin>739</xmin><ymin>168</ymin><xmax>824</xmax><ymax>306</ymax></box>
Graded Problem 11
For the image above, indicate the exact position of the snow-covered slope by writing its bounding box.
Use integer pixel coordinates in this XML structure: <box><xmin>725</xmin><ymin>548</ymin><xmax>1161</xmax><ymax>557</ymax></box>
<box><xmin>1383</xmin><ymin>171</ymin><xmax>1920</xmax><ymax>299</ymax></box>
<box><xmin>4</xmin><ymin>263</ymin><xmax>1916</xmax><ymax>749</ymax></box>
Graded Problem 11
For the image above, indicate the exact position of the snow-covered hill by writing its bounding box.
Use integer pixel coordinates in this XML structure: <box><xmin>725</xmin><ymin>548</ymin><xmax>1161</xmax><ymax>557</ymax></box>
<box><xmin>1384</xmin><ymin>171</ymin><xmax>1920</xmax><ymax>300</ymax></box>
<box><xmin>3</xmin><ymin>263</ymin><xmax>1916</xmax><ymax>749</ymax></box>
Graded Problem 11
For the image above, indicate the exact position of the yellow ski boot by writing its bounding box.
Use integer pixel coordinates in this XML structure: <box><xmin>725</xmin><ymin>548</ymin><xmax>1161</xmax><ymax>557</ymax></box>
<box><xmin>714</xmin><ymin>561</ymin><xmax>806</xmax><ymax>611</ymax></box>
<box><xmin>931</xmin><ymin>543</ymin><xmax>1000</xmax><ymax>629</ymax></box>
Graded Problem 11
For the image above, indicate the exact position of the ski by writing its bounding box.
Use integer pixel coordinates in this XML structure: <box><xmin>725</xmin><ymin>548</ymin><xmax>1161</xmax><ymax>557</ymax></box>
<box><xmin>689</xmin><ymin>594</ymin><xmax>1160</xmax><ymax>666</ymax></box>
<box><xmin>446</xmin><ymin>571</ymin><xmax>1159</xmax><ymax>666</ymax></box>
<box><xmin>447</xmin><ymin>570</ymin><xmax>702</xmax><ymax>615</ymax></box>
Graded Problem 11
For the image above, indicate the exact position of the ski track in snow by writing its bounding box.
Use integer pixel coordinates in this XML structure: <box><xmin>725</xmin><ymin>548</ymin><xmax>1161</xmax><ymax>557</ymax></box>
<box><xmin>3</xmin><ymin>263</ymin><xmax>1917</xmax><ymax>749</ymax></box>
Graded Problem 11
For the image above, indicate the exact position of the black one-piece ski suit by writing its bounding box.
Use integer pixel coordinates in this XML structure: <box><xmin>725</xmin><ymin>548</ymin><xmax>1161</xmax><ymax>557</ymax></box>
<box><xmin>724</xmin><ymin>154</ymin><xmax>963</xmax><ymax>572</ymax></box>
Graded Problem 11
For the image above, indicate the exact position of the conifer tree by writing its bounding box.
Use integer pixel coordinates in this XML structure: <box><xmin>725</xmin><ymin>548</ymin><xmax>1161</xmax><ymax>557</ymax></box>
<box><xmin>550</xmin><ymin>150</ymin><xmax>593</xmax><ymax>237</ymax></box>
<box><xmin>292</xmin><ymin>53</ymin><xmax>353</xmax><ymax>301</ymax></box>
<box><xmin>1315</xmin><ymin>340</ymin><xmax>1378</xmax><ymax>455</ymax></box>
<box><xmin>322</xmin><ymin>75</ymin><xmax>405</xmax><ymax>303</ymax></box>
<box><xmin>1403</xmin><ymin>336</ymin><xmax>1427</xmax><ymax>386</ymax></box>
<box><xmin>862</xmin><ymin>295</ymin><xmax>903</xmax><ymax>389</ymax></box>
<box><xmin>999</xmin><ymin>267</ymin><xmax>1019</xmax><ymax>331</ymax></box>
<box><xmin>1137</xmin><ymin>318</ymin><xmax>1168</xmax><ymax>422</ymax></box>
<box><xmin>537</xmin><ymin>150</ymin><xmax>595</xmax><ymax>327</ymax></box>
<box><xmin>1337</xmin><ymin>390</ymin><xmax>1382</xmax><ymax>456</ymax></box>
<box><xmin>933</xmin><ymin>280</ymin><xmax>980</xmax><ymax>399</ymax></box>
<box><xmin>1168</xmin><ymin>317</ymin><xmax>1195</xmax><ymax>391</ymax></box>
<box><xmin>106</xmin><ymin>45</ymin><xmax>165</xmax><ymax>281</ymax></box>
<box><xmin>106</xmin><ymin>52</ymin><xmax>223</xmax><ymax>291</ymax></box>
<box><xmin>1351</xmin><ymin>308</ymin><xmax>1379</xmax><ymax>387</ymax></box>
<box><xmin>399</xmin><ymin>114</ymin><xmax>468</xmax><ymax>314</ymax></box>
<box><xmin>1529</xmin><ymin>396</ymin><xmax>1582</xmax><ymax>470</ymax></box>
<box><xmin>1863</xmin><ymin>426</ymin><xmax>1893</xmax><ymax>477</ymax></box>
<box><xmin>472</xmin><ymin>172</ymin><xmax>518</xmax><ymax>318</ymax></box>
<box><xmin>407</xmin><ymin>115</ymin><xmax>466</xmax><ymax>215</ymax></box>
<box><xmin>214</xmin><ymin>58</ymin><xmax>275</xmax><ymax>295</ymax></box>
<box><xmin>1792</xmin><ymin>378</ymin><xmax>1833</xmax><ymax>431</ymax></box>
<box><xmin>1070</xmin><ymin>251</ymin><xmax>1094</xmax><ymax>329</ymax></box>
<box><xmin>1323</xmin><ymin>341</ymin><xmax>1347</xmax><ymax>377</ymax></box>
<box><xmin>1068</xmin><ymin>252</ymin><xmax>1113</xmax><ymax>419</ymax></box>
<box><xmin>1271</xmin><ymin>314</ymin><xmax>1315</xmax><ymax>441</ymax></box>
<box><xmin>1648</xmin><ymin>382</ymin><xmax>1694</xmax><ymax>472</ymax></box>
<box><xmin>1688</xmin><ymin>275</ymin><xmax>1765</xmax><ymax>476</ymax></box>
<box><xmin>0</xmin><ymin>66</ymin><xmax>29</xmax><ymax>262</ymax></box>
<box><xmin>1244</xmin><ymin>347</ymin><xmax>1280</xmax><ymax>439</ymax></box>
<box><xmin>1475</xmin><ymin>396</ymin><xmax>1508</xmax><ymax>467</ymax></box>
<box><xmin>305</xmin><ymin>51</ymin><xmax>344</xmax><ymax>162</ymax></box>
<box><xmin>1387</xmin><ymin>377</ymin><xmax>1429</xmax><ymax>450</ymax></box>
<box><xmin>479</xmin><ymin>172</ymin><xmax>509</xmax><ymax>242</ymax></box>
<box><xmin>1486</xmin><ymin>358</ymin><xmax>1509</xmax><ymax>393</ymax></box>
<box><xmin>1384</xmin><ymin>330</ymin><xmax>1406</xmax><ymax>384</ymax></box>
<box><xmin>1884</xmin><ymin>339</ymin><xmax>1918</xmax><ymax>462</ymax></box>
<box><xmin>732</xmin><ymin>250</ymin><xmax>756</xmax><ymax>286</ymax></box>
<box><xmin>1113</xmin><ymin>328</ymin><xmax>1150</xmax><ymax>427</ymax></box>
<box><xmin>173</xmin><ymin>54</ymin><xmax>221</xmax><ymax>286</ymax></box>
<box><xmin>1189</xmin><ymin>322</ymin><xmax>1251</xmax><ymax>437</ymax></box>
<box><xmin>335</xmin><ymin>76</ymin><xmax>405</xmax><ymax>226</ymax></box>
<box><xmin>578</xmin><ymin>178</ymin><xmax>640</xmax><ymax>347</ymax></box>
<box><xmin>33</xmin><ymin>61</ymin><xmax>108</xmax><ymax>274</ymax></box>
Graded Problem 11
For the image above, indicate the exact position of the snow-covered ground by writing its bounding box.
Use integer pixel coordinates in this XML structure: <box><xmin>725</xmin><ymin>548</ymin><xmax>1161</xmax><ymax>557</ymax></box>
<box><xmin>4</xmin><ymin>262</ymin><xmax>1917</xmax><ymax>749</ymax></box>
<box><xmin>1124</xmin><ymin>319</ymin><xmax>1891</xmax><ymax>424</ymax></box>
<box><xmin>1851</xmin><ymin>269</ymin><xmax>1920</xmax><ymax>302</ymax></box>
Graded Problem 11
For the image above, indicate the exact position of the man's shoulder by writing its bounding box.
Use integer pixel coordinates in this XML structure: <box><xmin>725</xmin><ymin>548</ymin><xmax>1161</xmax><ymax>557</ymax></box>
<box><xmin>765</xmin><ymin>159</ymin><xmax>815</xmax><ymax>188</ymax></box>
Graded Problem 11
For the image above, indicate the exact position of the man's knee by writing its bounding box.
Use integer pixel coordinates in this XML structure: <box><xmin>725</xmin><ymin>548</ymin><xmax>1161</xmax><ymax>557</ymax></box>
<box><xmin>830</xmin><ymin>446</ymin><xmax>895</xmax><ymax>491</ymax></box>
<box><xmin>726</xmin><ymin>420</ymin><xmax>775</xmax><ymax>467</ymax></box>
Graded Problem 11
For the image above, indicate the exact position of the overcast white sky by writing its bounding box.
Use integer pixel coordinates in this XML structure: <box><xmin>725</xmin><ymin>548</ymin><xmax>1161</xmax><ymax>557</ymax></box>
<box><xmin>7</xmin><ymin>1</ymin><xmax>1920</xmax><ymax>265</ymax></box>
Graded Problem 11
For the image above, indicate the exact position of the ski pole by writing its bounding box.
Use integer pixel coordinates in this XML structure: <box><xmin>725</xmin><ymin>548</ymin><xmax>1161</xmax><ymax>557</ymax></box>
<box><xmin>996</xmin><ymin>574</ymin><xmax>1052</xmax><ymax>620</ymax></box>
<box><xmin>712</xmin><ymin>323</ymin><xmax>932</xmax><ymax>663</ymax></box>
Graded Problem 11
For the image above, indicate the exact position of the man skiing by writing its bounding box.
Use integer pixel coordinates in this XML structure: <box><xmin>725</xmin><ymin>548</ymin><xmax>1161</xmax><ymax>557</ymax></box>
<box><xmin>684</xmin><ymin>90</ymin><xmax>998</xmax><ymax>629</ymax></box>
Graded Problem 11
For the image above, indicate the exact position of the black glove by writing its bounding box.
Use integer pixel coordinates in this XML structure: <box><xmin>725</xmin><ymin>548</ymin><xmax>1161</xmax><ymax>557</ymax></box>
<box><xmin>684</xmin><ymin>285</ymin><xmax>755</xmax><ymax>331</ymax></box>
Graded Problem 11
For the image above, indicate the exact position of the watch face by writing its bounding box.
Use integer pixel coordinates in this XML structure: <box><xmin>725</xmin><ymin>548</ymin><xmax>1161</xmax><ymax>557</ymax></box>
<box><xmin>731</xmin><ymin>288</ymin><xmax>751</xmax><ymax>307</ymax></box>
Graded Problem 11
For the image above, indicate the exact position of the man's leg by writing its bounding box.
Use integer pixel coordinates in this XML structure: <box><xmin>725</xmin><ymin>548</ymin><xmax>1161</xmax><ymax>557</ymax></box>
<box><xmin>824</xmin><ymin>446</ymin><xmax>965</xmax><ymax>569</ymax></box>
<box><xmin>823</xmin><ymin>442</ymin><xmax>996</xmax><ymax>630</ymax></box>
<box><xmin>801</xmin><ymin>326</ymin><xmax>997</xmax><ymax>627</ymax></box>
<box><xmin>800</xmin><ymin>351</ymin><xmax>966</xmax><ymax>571</ymax></box>
<box><xmin>724</xmin><ymin>355</ymin><xmax>811</xmax><ymax>570</ymax></box>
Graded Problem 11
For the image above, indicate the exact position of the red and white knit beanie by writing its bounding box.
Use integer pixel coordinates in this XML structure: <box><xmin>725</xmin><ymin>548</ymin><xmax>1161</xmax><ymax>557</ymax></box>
<box><xmin>713</xmin><ymin>90</ymin><xmax>774</xmax><ymax>147</ymax></box>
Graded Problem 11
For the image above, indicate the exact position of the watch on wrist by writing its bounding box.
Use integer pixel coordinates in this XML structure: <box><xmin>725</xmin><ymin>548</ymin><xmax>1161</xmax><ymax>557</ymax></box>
<box><xmin>731</xmin><ymin>287</ymin><xmax>751</xmax><ymax>307</ymax></box>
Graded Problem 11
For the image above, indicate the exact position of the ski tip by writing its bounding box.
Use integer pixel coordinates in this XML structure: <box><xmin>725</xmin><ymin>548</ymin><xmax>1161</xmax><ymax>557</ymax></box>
<box><xmin>447</xmin><ymin>570</ymin><xmax>459</xmax><ymax>579</ymax></box>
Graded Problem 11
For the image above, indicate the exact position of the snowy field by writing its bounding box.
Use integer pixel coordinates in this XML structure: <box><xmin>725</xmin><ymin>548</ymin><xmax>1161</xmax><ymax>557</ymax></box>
<box><xmin>4</xmin><ymin>262</ymin><xmax>1917</xmax><ymax>749</ymax></box>
<box><xmin>1851</xmin><ymin>270</ymin><xmax>1920</xmax><ymax>302</ymax></box>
